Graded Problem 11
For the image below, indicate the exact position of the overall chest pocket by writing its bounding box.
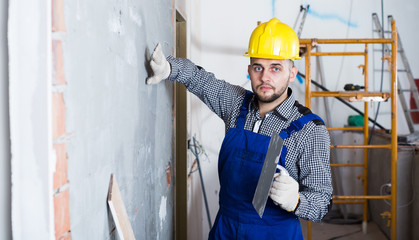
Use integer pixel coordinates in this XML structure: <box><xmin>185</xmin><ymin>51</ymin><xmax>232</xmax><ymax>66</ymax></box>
<box><xmin>220</xmin><ymin>147</ymin><xmax>266</xmax><ymax>201</ymax></box>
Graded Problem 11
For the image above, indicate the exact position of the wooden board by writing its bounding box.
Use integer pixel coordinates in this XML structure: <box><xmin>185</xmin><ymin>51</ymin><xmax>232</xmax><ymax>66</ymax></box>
<box><xmin>108</xmin><ymin>174</ymin><xmax>136</xmax><ymax>240</ymax></box>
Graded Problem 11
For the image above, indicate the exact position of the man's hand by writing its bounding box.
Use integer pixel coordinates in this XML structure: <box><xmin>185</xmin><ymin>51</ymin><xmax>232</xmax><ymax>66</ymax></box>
<box><xmin>269</xmin><ymin>173</ymin><xmax>300</xmax><ymax>212</ymax></box>
<box><xmin>146</xmin><ymin>43</ymin><xmax>171</xmax><ymax>84</ymax></box>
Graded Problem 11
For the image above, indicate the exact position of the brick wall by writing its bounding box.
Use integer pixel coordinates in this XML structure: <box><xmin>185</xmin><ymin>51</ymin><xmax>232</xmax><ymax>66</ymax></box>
<box><xmin>52</xmin><ymin>0</ymin><xmax>71</xmax><ymax>239</ymax></box>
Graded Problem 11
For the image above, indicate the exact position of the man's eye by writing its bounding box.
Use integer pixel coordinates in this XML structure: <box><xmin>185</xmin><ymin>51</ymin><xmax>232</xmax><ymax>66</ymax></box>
<box><xmin>254</xmin><ymin>67</ymin><xmax>263</xmax><ymax>71</ymax></box>
<box><xmin>272</xmin><ymin>67</ymin><xmax>280</xmax><ymax>72</ymax></box>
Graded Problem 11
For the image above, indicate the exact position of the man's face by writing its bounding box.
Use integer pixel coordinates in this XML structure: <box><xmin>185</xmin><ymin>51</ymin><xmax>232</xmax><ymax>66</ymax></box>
<box><xmin>248</xmin><ymin>58</ymin><xmax>297</xmax><ymax>105</ymax></box>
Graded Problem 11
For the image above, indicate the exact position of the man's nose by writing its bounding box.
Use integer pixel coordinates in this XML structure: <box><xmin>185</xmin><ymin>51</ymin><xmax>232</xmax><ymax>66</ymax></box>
<box><xmin>261</xmin><ymin>70</ymin><xmax>271</xmax><ymax>82</ymax></box>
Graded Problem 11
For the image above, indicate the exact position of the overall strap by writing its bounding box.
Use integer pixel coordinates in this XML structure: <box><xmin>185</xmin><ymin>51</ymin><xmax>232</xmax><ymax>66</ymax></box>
<box><xmin>279</xmin><ymin>113</ymin><xmax>324</xmax><ymax>140</ymax></box>
<box><xmin>236</xmin><ymin>90</ymin><xmax>253</xmax><ymax>129</ymax></box>
<box><xmin>277</xmin><ymin>113</ymin><xmax>324</xmax><ymax>167</ymax></box>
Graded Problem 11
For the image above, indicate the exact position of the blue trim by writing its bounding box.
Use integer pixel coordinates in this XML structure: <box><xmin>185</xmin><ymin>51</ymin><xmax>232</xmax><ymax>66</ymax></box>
<box><xmin>272</xmin><ymin>0</ymin><xmax>275</xmax><ymax>18</ymax></box>
<box><xmin>307</xmin><ymin>7</ymin><xmax>358</xmax><ymax>28</ymax></box>
<box><xmin>296</xmin><ymin>74</ymin><xmax>304</xmax><ymax>84</ymax></box>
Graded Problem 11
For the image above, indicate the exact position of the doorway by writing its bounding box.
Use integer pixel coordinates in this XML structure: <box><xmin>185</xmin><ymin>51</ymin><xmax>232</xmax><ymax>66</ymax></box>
<box><xmin>174</xmin><ymin>9</ymin><xmax>187</xmax><ymax>240</ymax></box>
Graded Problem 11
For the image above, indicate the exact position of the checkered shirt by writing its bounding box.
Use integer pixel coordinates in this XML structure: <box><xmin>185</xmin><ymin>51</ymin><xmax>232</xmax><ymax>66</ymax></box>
<box><xmin>167</xmin><ymin>56</ymin><xmax>333</xmax><ymax>222</ymax></box>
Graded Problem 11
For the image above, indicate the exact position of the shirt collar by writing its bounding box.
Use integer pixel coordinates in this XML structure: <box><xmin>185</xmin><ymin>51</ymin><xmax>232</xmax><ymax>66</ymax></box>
<box><xmin>250</xmin><ymin>88</ymin><xmax>295</xmax><ymax>121</ymax></box>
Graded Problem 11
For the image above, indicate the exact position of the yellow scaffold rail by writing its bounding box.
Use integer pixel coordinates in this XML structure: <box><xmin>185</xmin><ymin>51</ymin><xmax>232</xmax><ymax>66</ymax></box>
<box><xmin>302</xmin><ymin>20</ymin><xmax>398</xmax><ymax>240</ymax></box>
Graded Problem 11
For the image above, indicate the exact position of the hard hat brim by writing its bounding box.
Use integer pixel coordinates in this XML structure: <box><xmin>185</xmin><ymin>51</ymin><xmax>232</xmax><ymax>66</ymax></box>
<box><xmin>244</xmin><ymin>52</ymin><xmax>301</xmax><ymax>60</ymax></box>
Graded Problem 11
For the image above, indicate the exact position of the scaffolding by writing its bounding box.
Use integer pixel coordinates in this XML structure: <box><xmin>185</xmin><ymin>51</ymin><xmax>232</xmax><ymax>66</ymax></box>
<box><xmin>300</xmin><ymin>20</ymin><xmax>398</xmax><ymax>239</ymax></box>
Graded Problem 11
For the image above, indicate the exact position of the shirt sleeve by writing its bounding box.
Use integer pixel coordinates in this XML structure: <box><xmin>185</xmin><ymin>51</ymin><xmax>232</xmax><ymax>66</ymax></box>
<box><xmin>167</xmin><ymin>56</ymin><xmax>246</xmax><ymax>122</ymax></box>
<box><xmin>294</xmin><ymin>125</ymin><xmax>333</xmax><ymax>222</ymax></box>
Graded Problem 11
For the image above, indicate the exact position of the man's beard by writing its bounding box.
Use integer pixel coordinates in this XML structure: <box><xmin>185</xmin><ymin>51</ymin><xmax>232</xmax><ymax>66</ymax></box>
<box><xmin>254</xmin><ymin>83</ymin><xmax>288</xmax><ymax>103</ymax></box>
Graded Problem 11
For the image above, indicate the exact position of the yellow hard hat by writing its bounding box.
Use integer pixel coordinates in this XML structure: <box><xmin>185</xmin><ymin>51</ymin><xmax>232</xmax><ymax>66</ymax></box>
<box><xmin>244</xmin><ymin>18</ymin><xmax>301</xmax><ymax>60</ymax></box>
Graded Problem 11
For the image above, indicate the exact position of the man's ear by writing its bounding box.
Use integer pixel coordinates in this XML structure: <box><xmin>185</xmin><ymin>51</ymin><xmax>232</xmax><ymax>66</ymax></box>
<box><xmin>289</xmin><ymin>66</ymin><xmax>298</xmax><ymax>83</ymax></box>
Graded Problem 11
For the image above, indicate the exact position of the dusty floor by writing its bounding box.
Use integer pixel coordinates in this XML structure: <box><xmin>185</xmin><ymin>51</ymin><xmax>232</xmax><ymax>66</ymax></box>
<box><xmin>300</xmin><ymin>220</ymin><xmax>388</xmax><ymax>240</ymax></box>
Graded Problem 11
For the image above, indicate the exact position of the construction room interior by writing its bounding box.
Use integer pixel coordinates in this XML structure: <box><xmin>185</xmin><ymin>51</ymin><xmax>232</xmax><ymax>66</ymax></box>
<box><xmin>2</xmin><ymin>0</ymin><xmax>419</xmax><ymax>239</ymax></box>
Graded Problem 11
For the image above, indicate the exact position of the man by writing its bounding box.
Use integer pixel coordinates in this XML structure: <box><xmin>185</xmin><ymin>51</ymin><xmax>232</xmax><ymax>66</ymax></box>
<box><xmin>147</xmin><ymin>18</ymin><xmax>332</xmax><ymax>239</ymax></box>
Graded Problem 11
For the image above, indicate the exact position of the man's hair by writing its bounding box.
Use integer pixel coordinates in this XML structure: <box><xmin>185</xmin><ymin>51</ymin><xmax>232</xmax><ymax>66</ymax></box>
<box><xmin>288</xmin><ymin>59</ymin><xmax>294</xmax><ymax>70</ymax></box>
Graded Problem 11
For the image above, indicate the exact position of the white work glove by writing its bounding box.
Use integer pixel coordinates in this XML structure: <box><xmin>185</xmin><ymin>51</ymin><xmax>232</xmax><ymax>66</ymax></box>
<box><xmin>269</xmin><ymin>172</ymin><xmax>300</xmax><ymax>212</ymax></box>
<box><xmin>146</xmin><ymin>43</ymin><xmax>171</xmax><ymax>84</ymax></box>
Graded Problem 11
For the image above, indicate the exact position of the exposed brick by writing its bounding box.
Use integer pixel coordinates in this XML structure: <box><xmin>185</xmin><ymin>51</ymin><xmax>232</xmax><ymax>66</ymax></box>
<box><xmin>53</xmin><ymin>143</ymin><xmax>69</xmax><ymax>190</ymax></box>
<box><xmin>166</xmin><ymin>163</ymin><xmax>171</xmax><ymax>186</ymax></box>
<box><xmin>52</xmin><ymin>0</ymin><xmax>66</xmax><ymax>32</ymax></box>
<box><xmin>54</xmin><ymin>189</ymin><xmax>70</xmax><ymax>239</ymax></box>
<box><xmin>52</xmin><ymin>93</ymin><xmax>66</xmax><ymax>139</ymax></box>
<box><xmin>52</xmin><ymin>40</ymin><xmax>66</xmax><ymax>85</ymax></box>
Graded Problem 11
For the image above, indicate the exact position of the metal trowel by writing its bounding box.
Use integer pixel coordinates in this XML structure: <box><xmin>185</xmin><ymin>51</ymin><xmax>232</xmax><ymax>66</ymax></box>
<box><xmin>252</xmin><ymin>132</ymin><xmax>284</xmax><ymax>218</ymax></box>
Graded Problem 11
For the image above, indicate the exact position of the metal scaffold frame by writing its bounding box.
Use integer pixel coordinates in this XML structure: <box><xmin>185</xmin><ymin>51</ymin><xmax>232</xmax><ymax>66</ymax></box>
<box><xmin>300</xmin><ymin>20</ymin><xmax>398</xmax><ymax>240</ymax></box>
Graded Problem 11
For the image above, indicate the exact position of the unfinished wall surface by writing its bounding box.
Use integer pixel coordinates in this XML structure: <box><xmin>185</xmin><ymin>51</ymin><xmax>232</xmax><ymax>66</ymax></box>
<box><xmin>59</xmin><ymin>0</ymin><xmax>174</xmax><ymax>239</ymax></box>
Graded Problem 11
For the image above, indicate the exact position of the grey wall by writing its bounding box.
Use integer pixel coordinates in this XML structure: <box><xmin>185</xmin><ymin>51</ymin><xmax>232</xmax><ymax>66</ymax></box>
<box><xmin>0</xmin><ymin>0</ymin><xmax>11</xmax><ymax>239</ymax></box>
<box><xmin>369</xmin><ymin>134</ymin><xmax>418</xmax><ymax>240</ymax></box>
<box><xmin>62</xmin><ymin>0</ymin><xmax>174</xmax><ymax>239</ymax></box>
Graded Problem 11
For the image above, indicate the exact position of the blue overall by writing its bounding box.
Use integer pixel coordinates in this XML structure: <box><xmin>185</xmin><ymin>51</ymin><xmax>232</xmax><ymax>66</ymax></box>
<box><xmin>209</xmin><ymin>91</ymin><xmax>324</xmax><ymax>240</ymax></box>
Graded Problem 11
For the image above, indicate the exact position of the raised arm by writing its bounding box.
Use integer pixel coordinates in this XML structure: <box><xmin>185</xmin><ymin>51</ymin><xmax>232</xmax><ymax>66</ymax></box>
<box><xmin>146</xmin><ymin>43</ymin><xmax>246</xmax><ymax>122</ymax></box>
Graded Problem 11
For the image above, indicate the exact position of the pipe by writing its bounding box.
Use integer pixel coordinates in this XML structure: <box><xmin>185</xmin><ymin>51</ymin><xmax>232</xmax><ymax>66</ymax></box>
<box><xmin>192</xmin><ymin>137</ymin><xmax>212</xmax><ymax>229</ymax></box>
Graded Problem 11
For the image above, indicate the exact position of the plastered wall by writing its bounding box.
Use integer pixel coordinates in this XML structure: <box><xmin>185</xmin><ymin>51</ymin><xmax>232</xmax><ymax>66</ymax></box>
<box><xmin>9</xmin><ymin>0</ymin><xmax>54</xmax><ymax>238</ymax></box>
<box><xmin>57</xmin><ymin>0</ymin><xmax>175</xmax><ymax>239</ymax></box>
